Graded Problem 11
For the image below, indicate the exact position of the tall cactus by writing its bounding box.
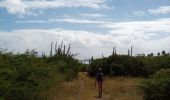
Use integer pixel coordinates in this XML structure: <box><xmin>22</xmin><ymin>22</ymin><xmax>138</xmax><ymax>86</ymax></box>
<box><xmin>131</xmin><ymin>46</ymin><xmax>133</xmax><ymax>56</ymax></box>
<box><xmin>63</xmin><ymin>45</ymin><xmax>66</xmax><ymax>55</ymax></box>
<box><xmin>66</xmin><ymin>43</ymin><xmax>71</xmax><ymax>56</ymax></box>
<box><xmin>112</xmin><ymin>47</ymin><xmax>115</xmax><ymax>56</ymax></box>
<box><xmin>42</xmin><ymin>52</ymin><xmax>44</xmax><ymax>57</ymax></box>
<box><xmin>128</xmin><ymin>49</ymin><xmax>130</xmax><ymax>56</ymax></box>
<box><xmin>55</xmin><ymin>41</ymin><xmax>57</xmax><ymax>55</ymax></box>
<box><xmin>50</xmin><ymin>42</ymin><xmax>53</xmax><ymax>57</ymax></box>
<box><xmin>50</xmin><ymin>41</ymin><xmax>73</xmax><ymax>57</ymax></box>
<box><xmin>112</xmin><ymin>47</ymin><xmax>117</xmax><ymax>56</ymax></box>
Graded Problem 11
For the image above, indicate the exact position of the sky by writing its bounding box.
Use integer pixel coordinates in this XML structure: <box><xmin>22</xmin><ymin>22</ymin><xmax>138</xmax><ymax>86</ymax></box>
<box><xmin>0</xmin><ymin>0</ymin><xmax>170</xmax><ymax>59</ymax></box>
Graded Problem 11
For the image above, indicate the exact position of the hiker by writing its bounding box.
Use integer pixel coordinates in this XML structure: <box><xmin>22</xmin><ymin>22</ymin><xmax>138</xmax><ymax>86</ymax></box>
<box><xmin>95</xmin><ymin>68</ymin><xmax>104</xmax><ymax>98</ymax></box>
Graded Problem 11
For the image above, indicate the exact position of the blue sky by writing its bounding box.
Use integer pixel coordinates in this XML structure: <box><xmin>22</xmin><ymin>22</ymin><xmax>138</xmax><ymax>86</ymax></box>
<box><xmin>0</xmin><ymin>0</ymin><xmax>170</xmax><ymax>59</ymax></box>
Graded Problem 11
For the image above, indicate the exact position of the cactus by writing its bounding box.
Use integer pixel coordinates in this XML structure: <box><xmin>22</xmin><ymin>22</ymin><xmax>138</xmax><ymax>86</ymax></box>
<box><xmin>63</xmin><ymin>45</ymin><xmax>66</xmax><ymax>54</ymax></box>
<box><xmin>55</xmin><ymin>41</ymin><xmax>57</xmax><ymax>55</ymax></box>
<box><xmin>42</xmin><ymin>52</ymin><xmax>46</xmax><ymax>57</ymax></box>
<box><xmin>131</xmin><ymin>46</ymin><xmax>133</xmax><ymax>56</ymax></box>
<box><xmin>50</xmin><ymin>42</ymin><xmax>53</xmax><ymax>57</ymax></box>
<box><xmin>128</xmin><ymin>49</ymin><xmax>130</xmax><ymax>56</ymax></box>
<box><xmin>112</xmin><ymin>47</ymin><xmax>115</xmax><ymax>55</ymax></box>
<box><xmin>42</xmin><ymin>52</ymin><xmax>44</xmax><ymax>57</ymax></box>
<box><xmin>66</xmin><ymin>43</ymin><xmax>71</xmax><ymax>56</ymax></box>
<box><xmin>49</xmin><ymin>41</ymin><xmax>74</xmax><ymax>57</ymax></box>
<box><xmin>112</xmin><ymin>47</ymin><xmax>117</xmax><ymax>56</ymax></box>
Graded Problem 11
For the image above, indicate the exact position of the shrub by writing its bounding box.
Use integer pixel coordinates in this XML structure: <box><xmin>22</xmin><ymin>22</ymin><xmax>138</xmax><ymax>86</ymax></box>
<box><xmin>0</xmin><ymin>47</ymin><xmax>81</xmax><ymax>99</ymax></box>
<box><xmin>110</xmin><ymin>63</ymin><xmax>127</xmax><ymax>76</ymax></box>
<box><xmin>79</xmin><ymin>64</ymin><xmax>88</xmax><ymax>72</ymax></box>
<box><xmin>88</xmin><ymin>55</ymin><xmax>147</xmax><ymax>77</ymax></box>
<box><xmin>139</xmin><ymin>69</ymin><xmax>170</xmax><ymax>100</ymax></box>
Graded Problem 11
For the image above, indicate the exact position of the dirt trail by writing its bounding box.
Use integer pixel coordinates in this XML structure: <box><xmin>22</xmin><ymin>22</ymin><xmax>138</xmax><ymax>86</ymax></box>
<box><xmin>51</xmin><ymin>72</ymin><xmax>143</xmax><ymax>100</ymax></box>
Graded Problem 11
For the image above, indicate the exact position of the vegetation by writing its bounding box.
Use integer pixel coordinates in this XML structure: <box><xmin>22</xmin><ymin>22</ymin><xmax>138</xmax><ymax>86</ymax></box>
<box><xmin>0</xmin><ymin>42</ymin><xmax>169</xmax><ymax>100</ymax></box>
<box><xmin>0</xmin><ymin>41</ymin><xmax>82</xmax><ymax>100</ymax></box>
<box><xmin>88</xmin><ymin>48</ymin><xmax>170</xmax><ymax>77</ymax></box>
<box><xmin>139</xmin><ymin>69</ymin><xmax>170</xmax><ymax>100</ymax></box>
<box><xmin>88</xmin><ymin>55</ymin><xmax>147</xmax><ymax>77</ymax></box>
<box><xmin>87</xmin><ymin>47</ymin><xmax>170</xmax><ymax>100</ymax></box>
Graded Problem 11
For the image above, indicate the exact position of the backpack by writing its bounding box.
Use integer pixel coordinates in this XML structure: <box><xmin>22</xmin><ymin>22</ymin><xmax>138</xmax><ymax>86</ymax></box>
<box><xmin>96</xmin><ymin>72</ymin><xmax>103</xmax><ymax>82</ymax></box>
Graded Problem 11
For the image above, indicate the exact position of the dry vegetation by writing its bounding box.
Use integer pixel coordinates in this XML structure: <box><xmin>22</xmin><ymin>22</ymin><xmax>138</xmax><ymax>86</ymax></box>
<box><xmin>48</xmin><ymin>72</ymin><xmax>143</xmax><ymax>100</ymax></box>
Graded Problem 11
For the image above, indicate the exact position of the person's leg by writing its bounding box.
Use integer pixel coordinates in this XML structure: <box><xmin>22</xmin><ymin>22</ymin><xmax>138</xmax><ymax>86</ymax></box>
<box><xmin>97</xmin><ymin>82</ymin><xmax>100</xmax><ymax>97</ymax></box>
<box><xmin>100</xmin><ymin>82</ymin><xmax>103</xmax><ymax>97</ymax></box>
<box><xmin>98</xmin><ymin>82</ymin><xmax>102</xmax><ymax>97</ymax></box>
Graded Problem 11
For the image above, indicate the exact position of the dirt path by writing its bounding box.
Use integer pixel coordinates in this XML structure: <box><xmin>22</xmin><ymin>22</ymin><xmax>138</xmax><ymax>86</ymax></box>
<box><xmin>51</xmin><ymin>72</ymin><xmax>143</xmax><ymax>100</ymax></box>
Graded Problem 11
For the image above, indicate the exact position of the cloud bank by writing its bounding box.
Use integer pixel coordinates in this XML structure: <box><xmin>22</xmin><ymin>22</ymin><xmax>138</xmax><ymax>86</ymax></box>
<box><xmin>148</xmin><ymin>6</ymin><xmax>170</xmax><ymax>15</ymax></box>
<box><xmin>133</xmin><ymin>6</ymin><xmax>170</xmax><ymax>16</ymax></box>
<box><xmin>0</xmin><ymin>0</ymin><xmax>109</xmax><ymax>15</ymax></box>
<box><xmin>1</xmin><ymin>17</ymin><xmax>170</xmax><ymax>59</ymax></box>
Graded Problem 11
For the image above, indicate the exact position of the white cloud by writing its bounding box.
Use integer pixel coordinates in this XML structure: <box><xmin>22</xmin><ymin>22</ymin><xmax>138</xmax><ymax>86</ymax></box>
<box><xmin>80</xmin><ymin>13</ymin><xmax>105</xmax><ymax>17</ymax></box>
<box><xmin>0</xmin><ymin>0</ymin><xmax>109</xmax><ymax>15</ymax></box>
<box><xmin>2</xmin><ymin>17</ymin><xmax>170</xmax><ymax>58</ymax></box>
<box><xmin>16</xmin><ymin>18</ymin><xmax>106</xmax><ymax>24</ymax></box>
<box><xmin>16</xmin><ymin>18</ymin><xmax>170</xmax><ymax>37</ymax></box>
<box><xmin>50</xmin><ymin>18</ymin><xmax>105</xmax><ymax>24</ymax></box>
<box><xmin>102</xmin><ymin>18</ymin><xmax>170</xmax><ymax>34</ymax></box>
<box><xmin>133</xmin><ymin>11</ymin><xmax>145</xmax><ymax>17</ymax></box>
<box><xmin>132</xmin><ymin>6</ymin><xmax>170</xmax><ymax>17</ymax></box>
<box><xmin>0</xmin><ymin>29</ymin><xmax>116</xmax><ymax>59</ymax></box>
<box><xmin>100</xmin><ymin>18</ymin><xmax>170</xmax><ymax>53</ymax></box>
<box><xmin>0</xmin><ymin>0</ymin><xmax>27</xmax><ymax>14</ymax></box>
<box><xmin>16</xmin><ymin>20</ymin><xmax>46</xmax><ymax>23</ymax></box>
<box><xmin>148</xmin><ymin>6</ymin><xmax>170</xmax><ymax>15</ymax></box>
<box><xmin>0</xmin><ymin>21</ymin><xmax>170</xmax><ymax>59</ymax></box>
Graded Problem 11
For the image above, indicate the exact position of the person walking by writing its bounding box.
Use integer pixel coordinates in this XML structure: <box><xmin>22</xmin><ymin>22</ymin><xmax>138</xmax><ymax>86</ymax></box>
<box><xmin>95</xmin><ymin>68</ymin><xmax>104</xmax><ymax>98</ymax></box>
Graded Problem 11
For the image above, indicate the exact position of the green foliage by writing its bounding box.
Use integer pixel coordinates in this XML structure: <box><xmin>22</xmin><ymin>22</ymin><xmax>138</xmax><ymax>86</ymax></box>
<box><xmin>88</xmin><ymin>58</ymin><xmax>108</xmax><ymax>76</ymax></box>
<box><xmin>139</xmin><ymin>69</ymin><xmax>170</xmax><ymax>100</ymax></box>
<box><xmin>79</xmin><ymin>64</ymin><xmax>88</xmax><ymax>72</ymax></box>
<box><xmin>0</xmin><ymin>49</ymin><xmax>81</xmax><ymax>100</ymax></box>
<box><xmin>88</xmin><ymin>55</ymin><xmax>147</xmax><ymax>77</ymax></box>
<box><xmin>139</xmin><ymin>56</ymin><xmax>170</xmax><ymax>75</ymax></box>
<box><xmin>88</xmin><ymin>53</ymin><xmax>170</xmax><ymax>77</ymax></box>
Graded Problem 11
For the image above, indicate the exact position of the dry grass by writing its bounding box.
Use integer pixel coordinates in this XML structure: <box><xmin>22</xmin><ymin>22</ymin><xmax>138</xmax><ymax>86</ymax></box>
<box><xmin>47</xmin><ymin>72</ymin><xmax>143</xmax><ymax>100</ymax></box>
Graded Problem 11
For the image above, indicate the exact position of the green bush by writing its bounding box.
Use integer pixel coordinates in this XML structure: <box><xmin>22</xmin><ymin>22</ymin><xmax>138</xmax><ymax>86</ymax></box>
<box><xmin>0</xmin><ymin>48</ymin><xmax>81</xmax><ymax>99</ymax></box>
<box><xmin>88</xmin><ymin>55</ymin><xmax>147</xmax><ymax>77</ymax></box>
<box><xmin>139</xmin><ymin>69</ymin><xmax>170</xmax><ymax>100</ymax></box>
<box><xmin>139</xmin><ymin>56</ymin><xmax>170</xmax><ymax>75</ymax></box>
<box><xmin>88</xmin><ymin>58</ymin><xmax>109</xmax><ymax>76</ymax></box>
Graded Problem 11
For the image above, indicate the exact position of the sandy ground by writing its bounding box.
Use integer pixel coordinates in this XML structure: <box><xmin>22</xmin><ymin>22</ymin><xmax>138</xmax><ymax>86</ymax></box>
<box><xmin>50</xmin><ymin>72</ymin><xmax>143</xmax><ymax>100</ymax></box>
